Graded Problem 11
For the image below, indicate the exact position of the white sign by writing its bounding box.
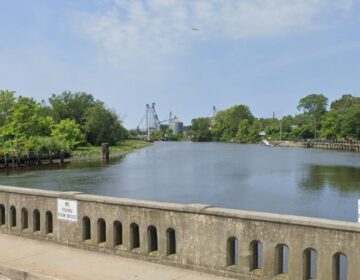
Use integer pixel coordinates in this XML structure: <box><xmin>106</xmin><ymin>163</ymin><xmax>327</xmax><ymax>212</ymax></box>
<box><xmin>358</xmin><ymin>200</ymin><xmax>360</xmax><ymax>223</ymax></box>
<box><xmin>57</xmin><ymin>199</ymin><xmax>78</xmax><ymax>222</ymax></box>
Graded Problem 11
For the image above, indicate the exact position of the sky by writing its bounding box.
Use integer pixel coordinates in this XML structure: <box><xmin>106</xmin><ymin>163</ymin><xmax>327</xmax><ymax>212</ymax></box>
<box><xmin>1</xmin><ymin>0</ymin><xmax>360</xmax><ymax>128</ymax></box>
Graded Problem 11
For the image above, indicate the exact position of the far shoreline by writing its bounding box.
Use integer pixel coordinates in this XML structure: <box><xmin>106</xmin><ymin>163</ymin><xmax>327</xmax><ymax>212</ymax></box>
<box><xmin>69</xmin><ymin>140</ymin><xmax>152</xmax><ymax>162</ymax></box>
<box><xmin>0</xmin><ymin>140</ymin><xmax>152</xmax><ymax>170</ymax></box>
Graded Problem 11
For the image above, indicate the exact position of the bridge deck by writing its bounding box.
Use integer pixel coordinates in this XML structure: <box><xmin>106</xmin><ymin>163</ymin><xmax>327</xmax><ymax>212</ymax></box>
<box><xmin>0</xmin><ymin>234</ymin><xmax>230</xmax><ymax>280</ymax></box>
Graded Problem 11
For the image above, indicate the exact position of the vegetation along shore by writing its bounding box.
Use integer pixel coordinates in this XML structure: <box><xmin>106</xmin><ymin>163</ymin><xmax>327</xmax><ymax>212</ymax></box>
<box><xmin>1</xmin><ymin>88</ymin><xmax>359</xmax><ymax>164</ymax></box>
<box><xmin>0</xmin><ymin>90</ymin><xmax>150</xmax><ymax>167</ymax></box>
<box><xmin>191</xmin><ymin>93</ymin><xmax>360</xmax><ymax>143</ymax></box>
<box><xmin>71</xmin><ymin>140</ymin><xmax>151</xmax><ymax>161</ymax></box>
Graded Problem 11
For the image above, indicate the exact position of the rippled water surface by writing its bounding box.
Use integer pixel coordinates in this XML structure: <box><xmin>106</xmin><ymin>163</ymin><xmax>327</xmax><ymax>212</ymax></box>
<box><xmin>0</xmin><ymin>142</ymin><xmax>359</xmax><ymax>221</ymax></box>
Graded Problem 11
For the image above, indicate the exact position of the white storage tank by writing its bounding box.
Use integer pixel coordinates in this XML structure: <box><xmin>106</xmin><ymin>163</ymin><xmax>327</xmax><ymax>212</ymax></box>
<box><xmin>170</xmin><ymin>118</ymin><xmax>183</xmax><ymax>134</ymax></box>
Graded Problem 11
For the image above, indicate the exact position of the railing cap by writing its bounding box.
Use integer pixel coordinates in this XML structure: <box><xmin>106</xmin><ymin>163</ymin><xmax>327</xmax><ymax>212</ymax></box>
<box><xmin>0</xmin><ymin>185</ymin><xmax>360</xmax><ymax>233</ymax></box>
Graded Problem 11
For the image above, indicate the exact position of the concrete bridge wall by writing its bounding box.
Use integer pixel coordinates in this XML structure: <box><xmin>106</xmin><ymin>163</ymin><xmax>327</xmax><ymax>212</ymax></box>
<box><xmin>0</xmin><ymin>185</ymin><xmax>359</xmax><ymax>280</ymax></box>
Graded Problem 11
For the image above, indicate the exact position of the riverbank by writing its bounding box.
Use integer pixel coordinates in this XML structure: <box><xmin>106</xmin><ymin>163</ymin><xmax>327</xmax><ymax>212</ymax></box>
<box><xmin>269</xmin><ymin>140</ymin><xmax>305</xmax><ymax>148</ymax></box>
<box><xmin>0</xmin><ymin>140</ymin><xmax>152</xmax><ymax>169</ymax></box>
<box><xmin>269</xmin><ymin>140</ymin><xmax>360</xmax><ymax>152</ymax></box>
<box><xmin>70</xmin><ymin>140</ymin><xmax>152</xmax><ymax>161</ymax></box>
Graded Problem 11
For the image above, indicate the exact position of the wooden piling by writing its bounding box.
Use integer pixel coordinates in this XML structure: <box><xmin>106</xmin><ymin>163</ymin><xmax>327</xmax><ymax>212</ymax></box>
<box><xmin>102</xmin><ymin>143</ymin><xmax>110</xmax><ymax>163</ymax></box>
<box><xmin>4</xmin><ymin>154</ymin><xmax>8</xmax><ymax>168</ymax></box>
<box><xmin>60</xmin><ymin>150</ymin><xmax>64</xmax><ymax>165</ymax></box>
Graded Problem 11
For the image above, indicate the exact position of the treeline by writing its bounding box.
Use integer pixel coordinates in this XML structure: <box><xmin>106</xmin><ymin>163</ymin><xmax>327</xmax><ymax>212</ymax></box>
<box><xmin>0</xmin><ymin>90</ymin><xmax>127</xmax><ymax>157</ymax></box>
<box><xmin>191</xmin><ymin>94</ymin><xmax>360</xmax><ymax>142</ymax></box>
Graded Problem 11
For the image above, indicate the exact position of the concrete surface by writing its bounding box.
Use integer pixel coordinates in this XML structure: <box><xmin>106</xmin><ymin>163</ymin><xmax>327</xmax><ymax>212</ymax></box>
<box><xmin>0</xmin><ymin>233</ymin><xmax>230</xmax><ymax>280</ymax></box>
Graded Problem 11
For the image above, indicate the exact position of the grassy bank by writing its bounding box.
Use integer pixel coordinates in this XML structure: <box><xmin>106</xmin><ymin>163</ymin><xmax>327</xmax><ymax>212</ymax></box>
<box><xmin>71</xmin><ymin>140</ymin><xmax>152</xmax><ymax>159</ymax></box>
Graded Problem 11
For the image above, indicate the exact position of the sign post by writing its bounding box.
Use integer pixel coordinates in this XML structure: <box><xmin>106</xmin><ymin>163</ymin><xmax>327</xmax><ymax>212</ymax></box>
<box><xmin>358</xmin><ymin>200</ymin><xmax>360</xmax><ymax>223</ymax></box>
<box><xmin>57</xmin><ymin>199</ymin><xmax>78</xmax><ymax>223</ymax></box>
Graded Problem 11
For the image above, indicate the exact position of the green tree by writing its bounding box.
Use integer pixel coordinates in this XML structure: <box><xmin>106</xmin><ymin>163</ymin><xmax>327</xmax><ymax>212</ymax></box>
<box><xmin>341</xmin><ymin>104</ymin><xmax>360</xmax><ymax>139</ymax></box>
<box><xmin>2</xmin><ymin>97</ymin><xmax>53</xmax><ymax>139</ymax></box>
<box><xmin>291</xmin><ymin>124</ymin><xmax>314</xmax><ymax>139</ymax></box>
<box><xmin>51</xmin><ymin>119</ymin><xmax>84</xmax><ymax>149</ymax></box>
<box><xmin>248</xmin><ymin>120</ymin><xmax>261</xmax><ymax>142</ymax></box>
<box><xmin>264</xmin><ymin>122</ymin><xmax>280</xmax><ymax>139</ymax></box>
<box><xmin>191</xmin><ymin>118</ymin><xmax>212</xmax><ymax>142</ymax></box>
<box><xmin>213</xmin><ymin>105</ymin><xmax>254</xmax><ymax>141</ymax></box>
<box><xmin>330</xmin><ymin>94</ymin><xmax>360</xmax><ymax>113</ymax></box>
<box><xmin>319</xmin><ymin>94</ymin><xmax>360</xmax><ymax>140</ymax></box>
<box><xmin>320</xmin><ymin>110</ymin><xmax>341</xmax><ymax>139</ymax></box>
<box><xmin>25</xmin><ymin>136</ymin><xmax>70</xmax><ymax>156</ymax></box>
<box><xmin>1</xmin><ymin>138</ymin><xmax>26</xmax><ymax>160</ymax></box>
<box><xmin>84</xmin><ymin>102</ymin><xmax>127</xmax><ymax>145</ymax></box>
<box><xmin>49</xmin><ymin>91</ymin><xmax>95</xmax><ymax>125</ymax></box>
<box><xmin>236</xmin><ymin>119</ymin><xmax>251</xmax><ymax>143</ymax></box>
<box><xmin>297</xmin><ymin>94</ymin><xmax>328</xmax><ymax>138</ymax></box>
<box><xmin>0</xmin><ymin>90</ymin><xmax>16</xmax><ymax>127</ymax></box>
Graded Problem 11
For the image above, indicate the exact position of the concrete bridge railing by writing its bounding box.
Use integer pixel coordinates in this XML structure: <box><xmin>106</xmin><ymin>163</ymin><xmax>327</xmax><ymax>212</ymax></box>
<box><xmin>0</xmin><ymin>185</ymin><xmax>359</xmax><ymax>280</ymax></box>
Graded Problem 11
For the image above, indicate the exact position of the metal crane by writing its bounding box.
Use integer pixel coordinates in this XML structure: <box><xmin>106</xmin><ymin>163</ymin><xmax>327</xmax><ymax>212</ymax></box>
<box><xmin>136</xmin><ymin>103</ymin><xmax>177</xmax><ymax>141</ymax></box>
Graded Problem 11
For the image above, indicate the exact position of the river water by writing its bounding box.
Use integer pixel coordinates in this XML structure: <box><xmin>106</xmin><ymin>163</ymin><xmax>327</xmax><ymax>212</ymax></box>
<box><xmin>0</xmin><ymin>142</ymin><xmax>359</xmax><ymax>222</ymax></box>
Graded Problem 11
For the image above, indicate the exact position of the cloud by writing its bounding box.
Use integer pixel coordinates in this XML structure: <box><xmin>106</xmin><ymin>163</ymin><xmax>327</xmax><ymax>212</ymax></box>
<box><xmin>72</xmin><ymin>0</ymin><xmax>355</xmax><ymax>66</ymax></box>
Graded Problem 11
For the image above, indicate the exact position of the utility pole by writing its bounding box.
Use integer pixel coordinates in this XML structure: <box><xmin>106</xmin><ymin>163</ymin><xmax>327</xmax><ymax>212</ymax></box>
<box><xmin>212</xmin><ymin>106</ymin><xmax>217</xmax><ymax>118</ymax></box>
<box><xmin>146</xmin><ymin>104</ymin><xmax>150</xmax><ymax>141</ymax></box>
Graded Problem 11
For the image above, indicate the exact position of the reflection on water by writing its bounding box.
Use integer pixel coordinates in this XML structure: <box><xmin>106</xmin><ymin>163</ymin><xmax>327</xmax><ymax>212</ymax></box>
<box><xmin>299</xmin><ymin>165</ymin><xmax>360</xmax><ymax>193</ymax></box>
<box><xmin>0</xmin><ymin>142</ymin><xmax>359</xmax><ymax>222</ymax></box>
<box><xmin>0</xmin><ymin>157</ymin><xmax>125</xmax><ymax>193</ymax></box>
